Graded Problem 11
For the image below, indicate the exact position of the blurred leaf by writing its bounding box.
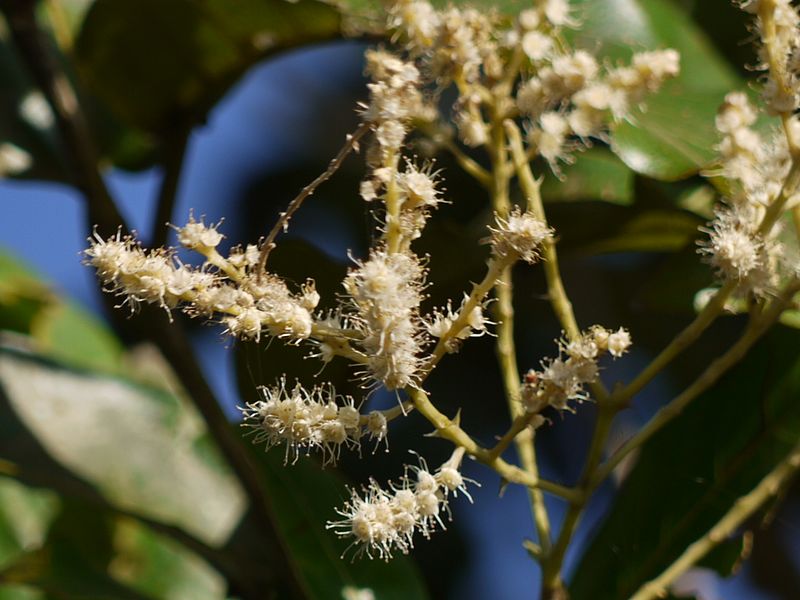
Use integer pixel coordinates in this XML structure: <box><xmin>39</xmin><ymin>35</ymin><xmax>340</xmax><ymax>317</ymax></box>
<box><xmin>0</xmin><ymin>249</ymin><xmax>123</xmax><ymax>372</ymax></box>
<box><xmin>568</xmin><ymin>0</ymin><xmax>739</xmax><ymax>181</ymax></box>
<box><xmin>30</xmin><ymin>302</ymin><xmax>123</xmax><ymax>373</ymax></box>
<box><xmin>250</xmin><ymin>446</ymin><xmax>431</xmax><ymax>600</ymax></box>
<box><xmin>611</xmin><ymin>86</ymin><xmax>730</xmax><ymax>181</ymax></box>
<box><xmin>3</xmin><ymin>499</ymin><xmax>146</xmax><ymax>600</ymax></box>
<box><xmin>633</xmin><ymin>248</ymin><xmax>711</xmax><ymax>315</ymax></box>
<box><xmin>108</xmin><ymin>517</ymin><xmax>226</xmax><ymax>600</ymax></box>
<box><xmin>0</xmin><ymin>585</ymin><xmax>45</xmax><ymax>600</ymax></box>
<box><xmin>0</xmin><ymin>29</ymin><xmax>66</xmax><ymax>181</ymax></box>
<box><xmin>0</xmin><ymin>252</ymin><xmax>54</xmax><ymax>337</ymax></box>
<box><xmin>0</xmin><ymin>345</ymin><xmax>247</xmax><ymax>547</ymax></box>
<box><xmin>75</xmin><ymin>0</ymin><xmax>342</xmax><ymax>133</ymax></box>
<box><xmin>0</xmin><ymin>477</ymin><xmax>59</xmax><ymax>572</ymax></box>
<box><xmin>570</xmin><ymin>0</ymin><xmax>738</xmax><ymax>92</ymax></box>
<box><xmin>0</xmin><ymin>476</ymin><xmax>225</xmax><ymax>600</ymax></box>
<box><xmin>580</xmin><ymin>209</ymin><xmax>700</xmax><ymax>254</ymax></box>
<box><xmin>541</xmin><ymin>147</ymin><xmax>634</xmax><ymax>206</ymax></box>
<box><xmin>571</xmin><ymin>327</ymin><xmax>800</xmax><ymax>599</ymax></box>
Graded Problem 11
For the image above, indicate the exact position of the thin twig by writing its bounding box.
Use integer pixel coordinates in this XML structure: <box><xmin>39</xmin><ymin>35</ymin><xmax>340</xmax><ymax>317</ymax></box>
<box><xmin>257</xmin><ymin>122</ymin><xmax>370</xmax><ymax>275</ymax></box>
<box><xmin>406</xmin><ymin>388</ymin><xmax>578</xmax><ymax>501</ymax></box>
<box><xmin>489</xmin><ymin>114</ymin><xmax>552</xmax><ymax>553</ymax></box>
<box><xmin>152</xmin><ymin>127</ymin><xmax>191</xmax><ymax>248</ymax></box>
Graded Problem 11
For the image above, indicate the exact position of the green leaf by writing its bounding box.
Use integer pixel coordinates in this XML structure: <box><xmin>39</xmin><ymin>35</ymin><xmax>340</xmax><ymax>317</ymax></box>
<box><xmin>580</xmin><ymin>210</ymin><xmax>701</xmax><ymax>254</ymax></box>
<box><xmin>0</xmin><ymin>585</ymin><xmax>45</xmax><ymax>600</ymax></box>
<box><xmin>569</xmin><ymin>0</ymin><xmax>740</xmax><ymax>181</ymax></box>
<box><xmin>0</xmin><ymin>345</ymin><xmax>247</xmax><ymax>548</ymax></box>
<box><xmin>0</xmin><ymin>477</ymin><xmax>59</xmax><ymax>572</ymax></box>
<box><xmin>570</xmin><ymin>327</ymin><xmax>800</xmax><ymax>599</ymax></box>
<box><xmin>541</xmin><ymin>147</ymin><xmax>634</xmax><ymax>206</ymax></box>
<box><xmin>30</xmin><ymin>302</ymin><xmax>124</xmax><ymax>373</ymax></box>
<box><xmin>108</xmin><ymin>517</ymin><xmax>226</xmax><ymax>600</ymax></box>
<box><xmin>611</xmin><ymin>86</ymin><xmax>730</xmax><ymax>181</ymax></box>
<box><xmin>0</xmin><ymin>249</ymin><xmax>123</xmax><ymax>373</ymax></box>
<box><xmin>570</xmin><ymin>0</ymin><xmax>738</xmax><ymax>92</ymax></box>
<box><xmin>75</xmin><ymin>0</ymin><xmax>342</xmax><ymax>133</ymax></box>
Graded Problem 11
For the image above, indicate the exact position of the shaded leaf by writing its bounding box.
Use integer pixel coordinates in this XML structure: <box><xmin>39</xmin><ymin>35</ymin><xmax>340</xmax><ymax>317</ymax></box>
<box><xmin>541</xmin><ymin>147</ymin><xmax>634</xmax><ymax>206</ymax></box>
<box><xmin>108</xmin><ymin>517</ymin><xmax>226</xmax><ymax>600</ymax></box>
<box><xmin>0</xmin><ymin>32</ymin><xmax>65</xmax><ymax>181</ymax></box>
<box><xmin>0</xmin><ymin>477</ymin><xmax>59</xmax><ymax>572</ymax></box>
<box><xmin>578</xmin><ymin>209</ymin><xmax>701</xmax><ymax>254</ymax></box>
<box><xmin>75</xmin><ymin>0</ymin><xmax>342</xmax><ymax>133</ymax></box>
<box><xmin>30</xmin><ymin>302</ymin><xmax>123</xmax><ymax>373</ymax></box>
<box><xmin>570</xmin><ymin>327</ymin><xmax>800</xmax><ymax>599</ymax></box>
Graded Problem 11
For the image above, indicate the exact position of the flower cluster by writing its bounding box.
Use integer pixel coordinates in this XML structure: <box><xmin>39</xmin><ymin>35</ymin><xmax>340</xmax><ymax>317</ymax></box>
<box><xmin>240</xmin><ymin>379</ymin><xmax>388</xmax><ymax>465</ymax></box>
<box><xmin>390</xmin><ymin>0</ymin><xmax>679</xmax><ymax>168</ymax></box>
<box><xmin>521</xmin><ymin>326</ymin><xmax>631</xmax><ymax>413</ymax></box>
<box><xmin>327</xmin><ymin>448</ymin><xmax>475</xmax><ymax>559</ymax></box>
<box><xmin>740</xmin><ymin>0</ymin><xmax>800</xmax><ymax>114</ymax></box>
<box><xmin>489</xmin><ymin>207</ymin><xmax>553</xmax><ymax>264</ymax></box>
<box><xmin>84</xmin><ymin>0</ymin><xmax>671</xmax><ymax>566</ymax></box>
<box><xmin>85</xmin><ymin>220</ymin><xmax>317</xmax><ymax>341</ymax></box>
<box><xmin>699</xmin><ymin>58</ymin><xmax>791</xmax><ymax>295</ymax></box>
<box><xmin>344</xmin><ymin>250</ymin><xmax>427</xmax><ymax>390</ymax></box>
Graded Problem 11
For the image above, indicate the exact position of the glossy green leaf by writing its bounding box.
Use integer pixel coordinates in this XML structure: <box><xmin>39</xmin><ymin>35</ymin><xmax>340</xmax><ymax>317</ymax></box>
<box><xmin>541</xmin><ymin>147</ymin><xmax>634</xmax><ymax>205</ymax></box>
<box><xmin>570</xmin><ymin>327</ymin><xmax>800</xmax><ymax>599</ymax></box>
<box><xmin>75</xmin><ymin>0</ymin><xmax>342</xmax><ymax>132</ymax></box>
<box><xmin>568</xmin><ymin>0</ymin><xmax>740</xmax><ymax>181</ymax></box>
<box><xmin>611</xmin><ymin>86</ymin><xmax>730</xmax><ymax>181</ymax></box>
<box><xmin>570</xmin><ymin>0</ymin><xmax>738</xmax><ymax>92</ymax></box>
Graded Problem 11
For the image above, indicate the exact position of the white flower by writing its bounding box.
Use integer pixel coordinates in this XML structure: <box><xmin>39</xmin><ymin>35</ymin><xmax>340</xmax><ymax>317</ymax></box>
<box><xmin>489</xmin><ymin>208</ymin><xmax>553</xmax><ymax>263</ymax></box>
<box><xmin>240</xmin><ymin>380</ymin><xmax>367</xmax><ymax>465</ymax></box>
<box><xmin>522</xmin><ymin>31</ymin><xmax>553</xmax><ymax>60</ymax></box>
<box><xmin>176</xmin><ymin>216</ymin><xmax>224</xmax><ymax>252</ymax></box>
<box><xmin>327</xmin><ymin>450</ymin><xmax>474</xmax><ymax>560</ymax></box>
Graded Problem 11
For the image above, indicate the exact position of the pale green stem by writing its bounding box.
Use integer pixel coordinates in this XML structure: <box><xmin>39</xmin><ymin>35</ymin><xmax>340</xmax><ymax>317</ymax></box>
<box><xmin>490</xmin><ymin>112</ymin><xmax>553</xmax><ymax>552</ymax></box>
<box><xmin>383</xmin><ymin>147</ymin><xmax>403</xmax><ymax>254</ymax></box>
<box><xmin>405</xmin><ymin>387</ymin><xmax>579</xmax><ymax>501</ymax></box>
<box><xmin>630</xmin><ymin>441</ymin><xmax>800</xmax><ymax>600</ymax></box>
<box><xmin>423</xmin><ymin>254</ymin><xmax>514</xmax><ymax>373</ymax></box>
<box><xmin>504</xmin><ymin>120</ymin><xmax>610</xmax><ymax>402</ymax></box>
<box><xmin>439</xmin><ymin>136</ymin><xmax>492</xmax><ymax>187</ymax></box>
